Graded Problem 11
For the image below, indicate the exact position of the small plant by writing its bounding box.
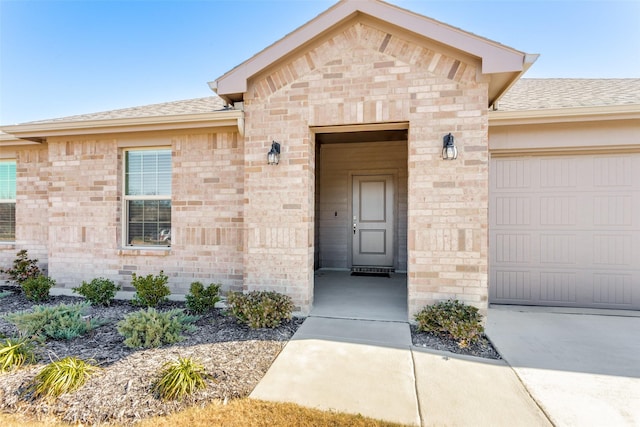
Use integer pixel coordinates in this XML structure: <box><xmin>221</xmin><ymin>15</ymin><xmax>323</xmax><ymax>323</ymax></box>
<box><xmin>153</xmin><ymin>356</ymin><xmax>208</xmax><ymax>400</ymax></box>
<box><xmin>0</xmin><ymin>249</ymin><xmax>41</xmax><ymax>285</ymax></box>
<box><xmin>29</xmin><ymin>356</ymin><xmax>99</xmax><ymax>400</ymax></box>
<box><xmin>185</xmin><ymin>282</ymin><xmax>221</xmax><ymax>314</ymax></box>
<box><xmin>4</xmin><ymin>302</ymin><xmax>103</xmax><ymax>341</ymax></box>
<box><xmin>131</xmin><ymin>271</ymin><xmax>170</xmax><ymax>307</ymax></box>
<box><xmin>73</xmin><ymin>277</ymin><xmax>120</xmax><ymax>306</ymax></box>
<box><xmin>21</xmin><ymin>275</ymin><xmax>55</xmax><ymax>302</ymax></box>
<box><xmin>414</xmin><ymin>299</ymin><xmax>485</xmax><ymax>348</ymax></box>
<box><xmin>0</xmin><ymin>290</ymin><xmax>11</xmax><ymax>299</ymax></box>
<box><xmin>226</xmin><ymin>290</ymin><xmax>294</xmax><ymax>329</ymax></box>
<box><xmin>0</xmin><ymin>337</ymin><xmax>36</xmax><ymax>373</ymax></box>
<box><xmin>116</xmin><ymin>308</ymin><xmax>199</xmax><ymax>349</ymax></box>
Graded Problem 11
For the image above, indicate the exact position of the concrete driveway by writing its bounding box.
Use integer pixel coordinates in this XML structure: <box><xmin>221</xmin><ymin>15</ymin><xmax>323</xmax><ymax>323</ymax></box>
<box><xmin>486</xmin><ymin>306</ymin><xmax>640</xmax><ymax>427</ymax></box>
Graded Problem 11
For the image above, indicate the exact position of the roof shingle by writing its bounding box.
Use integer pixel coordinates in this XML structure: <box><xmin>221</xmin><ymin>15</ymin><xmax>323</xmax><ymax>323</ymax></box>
<box><xmin>13</xmin><ymin>78</ymin><xmax>640</xmax><ymax>127</ymax></box>
<box><xmin>497</xmin><ymin>78</ymin><xmax>640</xmax><ymax>111</ymax></box>
<box><xmin>24</xmin><ymin>96</ymin><xmax>227</xmax><ymax>125</ymax></box>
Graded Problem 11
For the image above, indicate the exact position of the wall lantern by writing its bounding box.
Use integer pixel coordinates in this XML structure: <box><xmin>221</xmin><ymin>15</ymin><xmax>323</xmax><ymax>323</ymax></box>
<box><xmin>267</xmin><ymin>141</ymin><xmax>281</xmax><ymax>165</ymax></box>
<box><xmin>442</xmin><ymin>133</ymin><xmax>458</xmax><ymax>160</ymax></box>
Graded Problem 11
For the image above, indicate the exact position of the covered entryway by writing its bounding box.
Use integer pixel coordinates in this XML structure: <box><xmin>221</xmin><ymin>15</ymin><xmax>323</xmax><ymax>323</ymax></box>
<box><xmin>211</xmin><ymin>0</ymin><xmax>527</xmax><ymax>315</ymax></box>
<box><xmin>313</xmin><ymin>128</ymin><xmax>408</xmax><ymax>272</ymax></box>
<box><xmin>312</xmin><ymin>128</ymin><xmax>408</xmax><ymax>319</ymax></box>
<box><xmin>489</xmin><ymin>153</ymin><xmax>640</xmax><ymax>310</ymax></box>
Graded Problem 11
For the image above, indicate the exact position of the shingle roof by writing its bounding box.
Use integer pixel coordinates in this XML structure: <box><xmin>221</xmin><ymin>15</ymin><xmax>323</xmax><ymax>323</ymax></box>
<box><xmin>13</xmin><ymin>79</ymin><xmax>640</xmax><ymax>127</ymax></box>
<box><xmin>497</xmin><ymin>78</ymin><xmax>640</xmax><ymax>111</ymax></box>
<box><xmin>24</xmin><ymin>96</ymin><xmax>227</xmax><ymax>124</ymax></box>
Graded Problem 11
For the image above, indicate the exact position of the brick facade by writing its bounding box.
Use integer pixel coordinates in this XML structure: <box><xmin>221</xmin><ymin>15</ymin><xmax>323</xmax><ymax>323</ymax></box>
<box><xmin>1</xmin><ymin>130</ymin><xmax>245</xmax><ymax>295</ymax></box>
<box><xmin>2</xmin><ymin>12</ymin><xmax>491</xmax><ymax>319</ymax></box>
<box><xmin>243</xmin><ymin>20</ymin><xmax>489</xmax><ymax>315</ymax></box>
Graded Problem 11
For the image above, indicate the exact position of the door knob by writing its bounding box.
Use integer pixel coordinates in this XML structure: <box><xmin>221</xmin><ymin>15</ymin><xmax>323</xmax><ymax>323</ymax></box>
<box><xmin>353</xmin><ymin>223</ymin><xmax>357</xmax><ymax>235</ymax></box>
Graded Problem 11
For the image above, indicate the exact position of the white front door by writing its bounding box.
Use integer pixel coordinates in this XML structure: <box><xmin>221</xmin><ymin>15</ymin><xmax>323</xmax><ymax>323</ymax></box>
<box><xmin>352</xmin><ymin>175</ymin><xmax>394</xmax><ymax>267</ymax></box>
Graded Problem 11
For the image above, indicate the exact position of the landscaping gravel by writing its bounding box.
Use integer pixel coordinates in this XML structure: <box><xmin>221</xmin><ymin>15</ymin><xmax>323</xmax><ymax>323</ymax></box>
<box><xmin>0</xmin><ymin>289</ymin><xmax>302</xmax><ymax>425</ymax></box>
<box><xmin>410</xmin><ymin>324</ymin><xmax>502</xmax><ymax>360</ymax></box>
<box><xmin>0</xmin><ymin>287</ymin><xmax>501</xmax><ymax>425</ymax></box>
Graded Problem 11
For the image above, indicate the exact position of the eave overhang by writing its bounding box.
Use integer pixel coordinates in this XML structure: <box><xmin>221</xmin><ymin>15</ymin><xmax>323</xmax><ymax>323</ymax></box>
<box><xmin>0</xmin><ymin>132</ymin><xmax>40</xmax><ymax>146</ymax></box>
<box><xmin>1</xmin><ymin>110</ymin><xmax>244</xmax><ymax>145</ymax></box>
<box><xmin>211</xmin><ymin>0</ymin><xmax>535</xmax><ymax>107</ymax></box>
<box><xmin>489</xmin><ymin>104</ymin><xmax>640</xmax><ymax>126</ymax></box>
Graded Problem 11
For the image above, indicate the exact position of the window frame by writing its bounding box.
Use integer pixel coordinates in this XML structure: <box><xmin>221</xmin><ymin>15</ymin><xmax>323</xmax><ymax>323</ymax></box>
<box><xmin>122</xmin><ymin>148</ymin><xmax>172</xmax><ymax>249</ymax></box>
<box><xmin>0</xmin><ymin>160</ymin><xmax>16</xmax><ymax>243</ymax></box>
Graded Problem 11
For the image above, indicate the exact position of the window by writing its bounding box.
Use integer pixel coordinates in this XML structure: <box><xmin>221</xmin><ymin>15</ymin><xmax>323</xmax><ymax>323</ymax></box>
<box><xmin>0</xmin><ymin>161</ymin><xmax>16</xmax><ymax>242</ymax></box>
<box><xmin>124</xmin><ymin>149</ymin><xmax>171</xmax><ymax>247</ymax></box>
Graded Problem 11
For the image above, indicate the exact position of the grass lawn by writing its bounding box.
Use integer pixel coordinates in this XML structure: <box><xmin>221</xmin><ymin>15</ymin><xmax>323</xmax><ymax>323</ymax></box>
<box><xmin>0</xmin><ymin>398</ymin><xmax>403</xmax><ymax>427</ymax></box>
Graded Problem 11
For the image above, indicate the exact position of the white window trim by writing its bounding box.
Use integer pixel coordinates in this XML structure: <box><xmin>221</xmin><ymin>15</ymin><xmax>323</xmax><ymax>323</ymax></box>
<box><xmin>122</xmin><ymin>147</ymin><xmax>172</xmax><ymax>249</ymax></box>
<box><xmin>0</xmin><ymin>160</ymin><xmax>16</xmax><ymax>243</ymax></box>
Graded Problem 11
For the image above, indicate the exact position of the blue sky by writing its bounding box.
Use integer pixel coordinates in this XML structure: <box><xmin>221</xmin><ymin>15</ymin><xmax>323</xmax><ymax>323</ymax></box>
<box><xmin>1</xmin><ymin>0</ymin><xmax>639</xmax><ymax>125</ymax></box>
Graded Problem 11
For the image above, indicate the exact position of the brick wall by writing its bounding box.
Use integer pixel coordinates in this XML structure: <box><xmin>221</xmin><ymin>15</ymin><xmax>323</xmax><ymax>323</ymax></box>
<box><xmin>5</xmin><ymin>19</ymin><xmax>490</xmax><ymax>318</ymax></box>
<box><xmin>243</xmin><ymin>20</ymin><xmax>489</xmax><ymax>315</ymax></box>
<box><xmin>7</xmin><ymin>130</ymin><xmax>244</xmax><ymax>296</ymax></box>
<box><xmin>0</xmin><ymin>145</ymin><xmax>50</xmax><ymax>277</ymax></box>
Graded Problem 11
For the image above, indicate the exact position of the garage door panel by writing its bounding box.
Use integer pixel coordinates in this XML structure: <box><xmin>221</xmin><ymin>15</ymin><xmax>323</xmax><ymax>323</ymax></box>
<box><xmin>540</xmin><ymin>196</ymin><xmax>577</xmax><ymax>226</ymax></box>
<box><xmin>493</xmin><ymin>270</ymin><xmax>532</xmax><ymax>301</ymax></box>
<box><xmin>490</xmin><ymin>154</ymin><xmax>640</xmax><ymax>310</ymax></box>
<box><xmin>539</xmin><ymin>271</ymin><xmax>577</xmax><ymax>303</ymax></box>
<box><xmin>495</xmin><ymin>196</ymin><xmax>532</xmax><ymax>226</ymax></box>
<box><xmin>593</xmin><ymin>195</ymin><xmax>633</xmax><ymax>226</ymax></box>
<box><xmin>592</xmin><ymin>273</ymin><xmax>634</xmax><ymax>306</ymax></box>
<box><xmin>493</xmin><ymin>233</ymin><xmax>532</xmax><ymax>264</ymax></box>
<box><xmin>539</xmin><ymin>233</ymin><xmax>577</xmax><ymax>265</ymax></box>
<box><xmin>540</xmin><ymin>157</ymin><xmax>578</xmax><ymax>188</ymax></box>
<box><xmin>593</xmin><ymin>156</ymin><xmax>634</xmax><ymax>187</ymax></box>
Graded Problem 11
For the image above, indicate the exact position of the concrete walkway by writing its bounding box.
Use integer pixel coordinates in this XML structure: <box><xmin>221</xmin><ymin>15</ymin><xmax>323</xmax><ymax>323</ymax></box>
<box><xmin>486</xmin><ymin>306</ymin><xmax>640</xmax><ymax>427</ymax></box>
<box><xmin>251</xmin><ymin>315</ymin><xmax>549</xmax><ymax>426</ymax></box>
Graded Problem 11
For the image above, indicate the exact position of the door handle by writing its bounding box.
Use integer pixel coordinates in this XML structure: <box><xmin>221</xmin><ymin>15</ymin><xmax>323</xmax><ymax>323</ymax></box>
<box><xmin>353</xmin><ymin>223</ymin><xmax>357</xmax><ymax>235</ymax></box>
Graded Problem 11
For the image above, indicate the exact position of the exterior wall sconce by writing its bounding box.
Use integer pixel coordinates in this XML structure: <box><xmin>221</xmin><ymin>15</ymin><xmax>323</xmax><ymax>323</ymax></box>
<box><xmin>442</xmin><ymin>133</ymin><xmax>458</xmax><ymax>160</ymax></box>
<box><xmin>267</xmin><ymin>141</ymin><xmax>280</xmax><ymax>165</ymax></box>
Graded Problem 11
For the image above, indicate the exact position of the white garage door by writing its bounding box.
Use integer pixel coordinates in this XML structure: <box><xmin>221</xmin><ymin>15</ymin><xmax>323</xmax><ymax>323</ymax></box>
<box><xmin>489</xmin><ymin>154</ymin><xmax>640</xmax><ymax>310</ymax></box>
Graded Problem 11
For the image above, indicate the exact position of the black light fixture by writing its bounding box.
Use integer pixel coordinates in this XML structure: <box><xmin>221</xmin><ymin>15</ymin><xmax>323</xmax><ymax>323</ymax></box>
<box><xmin>267</xmin><ymin>141</ymin><xmax>281</xmax><ymax>165</ymax></box>
<box><xmin>442</xmin><ymin>133</ymin><xmax>458</xmax><ymax>160</ymax></box>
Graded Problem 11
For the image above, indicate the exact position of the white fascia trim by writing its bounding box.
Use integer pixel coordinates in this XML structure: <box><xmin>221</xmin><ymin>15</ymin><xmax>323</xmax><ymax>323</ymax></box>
<box><xmin>1</xmin><ymin>110</ymin><xmax>244</xmax><ymax>141</ymax></box>
<box><xmin>489</xmin><ymin>104</ymin><xmax>640</xmax><ymax>126</ymax></box>
<box><xmin>0</xmin><ymin>133</ymin><xmax>39</xmax><ymax>145</ymax></box>
<box><xmin>215</xmin><ymin>1</ymin><xmax>527</xmax><ymax>97</ymax></box>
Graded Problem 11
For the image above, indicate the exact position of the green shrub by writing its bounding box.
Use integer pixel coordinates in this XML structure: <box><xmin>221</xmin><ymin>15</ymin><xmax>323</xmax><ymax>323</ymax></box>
<box><xmin>414</xmin><ymin>299</ymin><xmax>484</xmax><ymax>348</ymax></box>
<box><xmin>0</xmin><ymin>337</ymin><xmax>36</xmax><ymax>373</ymax></box>
<box><xmin>131</xmin><ymin>271</ymin><xmax>171</xmax><ymax>307</ymax></box>
<box><xmin>153</xmin><ymin>356</ymin><xmax>208</xmax><ymax>400</ymax></box>
<box><xmin>116</xmin><ymin>308</ymin><xmax>199</xmax><ymax>349</ymax></box>
<box><xmin>226</xmin><ymin>291</ymin><xmax>294</xmax><ymax>329</ymax></box>
<box><xmin>21</xmin><ymin>275</ymin><xmax>55</xmax><ymax>302</ymax></box>
<box><xmin>72</xmin><ymin>277</ymin><xmax>121</xmax><ymax>306</ymax></box>
<box><xmin>185</xmin><ymin>282</ymin><xmax>221</xmax><ymax>314</ymax></box>
<box><xmin>3</xmin><ymin>302</ymin><xmax>103</xmax><ymax>341</ymax></box>
<box><xmin>29</xmin><ymin>356</ymin><xmax>99</xmax><ymax>400</ymax></box>
<box><xmin>0</xmin><ymin>249</ymin><xmax>41</xmax><ymax>285</ymax></box>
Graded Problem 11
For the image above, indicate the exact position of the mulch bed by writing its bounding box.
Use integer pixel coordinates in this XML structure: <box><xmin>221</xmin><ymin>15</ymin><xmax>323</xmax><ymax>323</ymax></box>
<box><xmin>1</xmin><ymin>287</ymin><xmax>501</xmax><ymax>425</ymax></box>
<box><xmin>410</xmin><ymin>325</ymin><xmax>501</xmax><ymax>360</ymax></box>
<box><xmin>0</xmin><ymin>289</ymin><xmax>302</xmax><ymax>425</ymax></box>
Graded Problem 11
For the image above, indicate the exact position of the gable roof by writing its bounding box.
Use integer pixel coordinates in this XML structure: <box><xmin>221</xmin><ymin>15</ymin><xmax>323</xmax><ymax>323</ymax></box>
<box><xmin>211</xmin><ymin>0</ymin><xmax>536</xmax><ymax>107</ymax></box>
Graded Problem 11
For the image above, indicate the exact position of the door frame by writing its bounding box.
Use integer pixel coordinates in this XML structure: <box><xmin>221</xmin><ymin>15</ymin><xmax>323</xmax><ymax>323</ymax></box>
<box><xmin>347</xmin><ymin>168</ymin><xmax>400</xmax><ymax>269</ymax></box>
